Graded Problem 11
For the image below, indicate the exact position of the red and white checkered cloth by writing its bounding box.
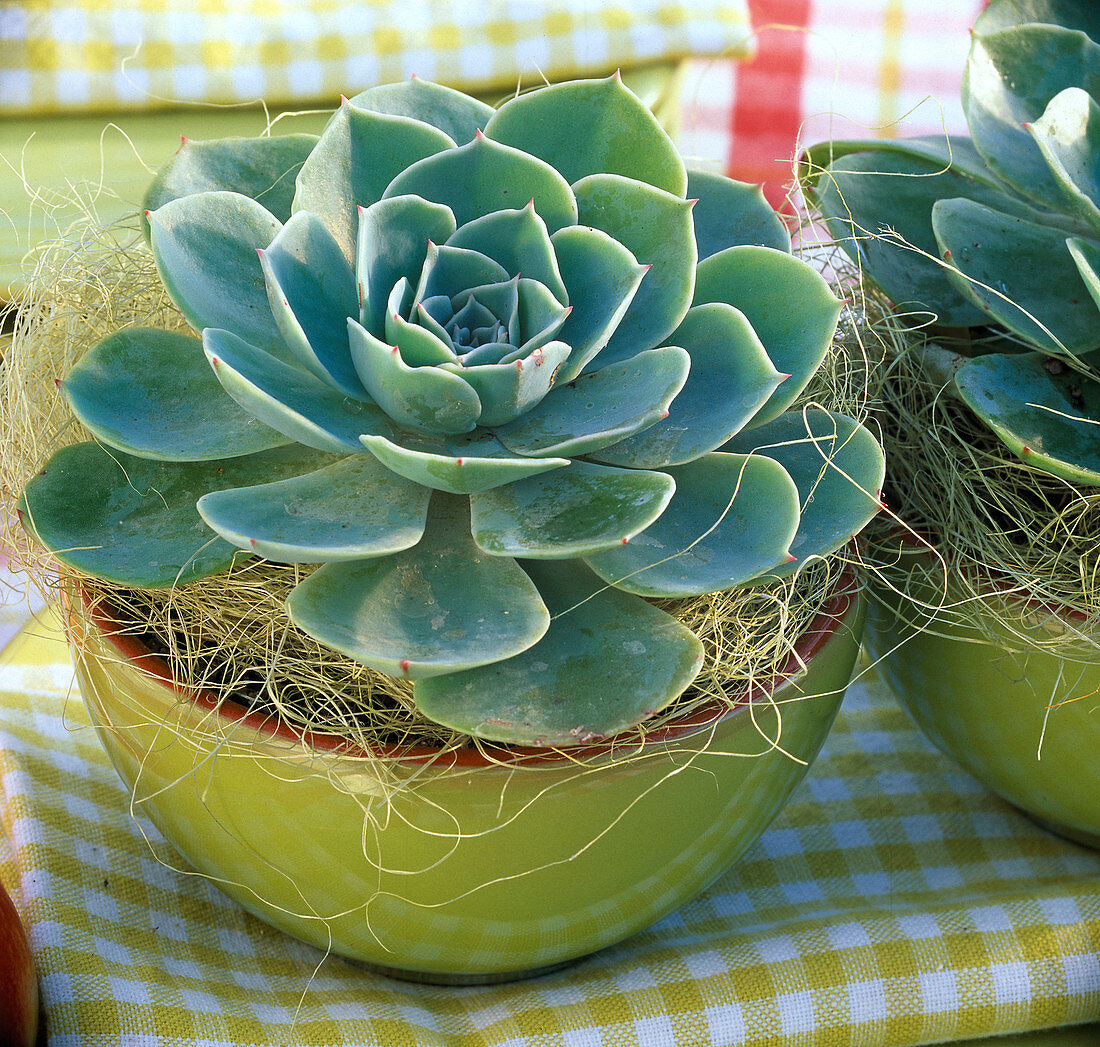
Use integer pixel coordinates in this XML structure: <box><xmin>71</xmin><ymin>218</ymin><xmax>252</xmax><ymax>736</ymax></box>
<box><xmin>682</xmin><ymin>0</ymin><xmax>986</xmax><ymax>209</ymax></box>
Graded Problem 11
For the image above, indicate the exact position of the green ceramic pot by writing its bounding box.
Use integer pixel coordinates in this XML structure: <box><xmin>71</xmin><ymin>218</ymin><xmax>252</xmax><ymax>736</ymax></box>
<box><xmin>865</xmin><ymin>549</ymin><xmax>1100</xmax><ymax>849</ymax></box>
<box><xmin>70</xmin><ymin>576</ymin><xmax>864</xmax><ymax>984</ymax></box>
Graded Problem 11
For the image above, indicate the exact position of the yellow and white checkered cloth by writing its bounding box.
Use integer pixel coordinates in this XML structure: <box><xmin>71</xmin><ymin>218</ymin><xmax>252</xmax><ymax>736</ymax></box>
<box><xmin>0</xmin><ymin>0</ymin><xmax>752</xmax><ymax>116</ymax></box>
<box><xmin>0</xmin><ymin>597</ymin><xmax>1098</xmax><ymax>1045</ymax></box>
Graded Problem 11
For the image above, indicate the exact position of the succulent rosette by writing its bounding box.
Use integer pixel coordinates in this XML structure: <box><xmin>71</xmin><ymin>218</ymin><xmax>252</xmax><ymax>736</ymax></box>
<box><xmin>20</xmin><ymin>76</ymin><xmax>884</xmax><ymax>746</ymax></box>
<box><xmin>802</xmin><ymin>0</ymin><xmax>1100</xmax><ymax>488</ymax></box>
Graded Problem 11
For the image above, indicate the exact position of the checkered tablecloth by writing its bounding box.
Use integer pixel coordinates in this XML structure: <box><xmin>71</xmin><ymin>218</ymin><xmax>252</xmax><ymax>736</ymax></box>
<box><xmin>0</xmin><ymin>595</ymin><xmax>1098</xmax><ymax>1046</ymax></box>
<box><xmin>682</xmin><ymin>0</ymin><xmax>984</xmax><ymax>206</ymax></box>
<box><xmin>0</xmin><ymin>0</ymin><xmax>753</xmax><ymax>116</ymax></box>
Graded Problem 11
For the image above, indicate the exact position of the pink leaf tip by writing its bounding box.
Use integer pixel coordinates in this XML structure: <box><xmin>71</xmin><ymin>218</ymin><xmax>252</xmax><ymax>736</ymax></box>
<box><xmin>786</xmin><ymin>554</ymin><xmax>798</xmax><ymax>564</ymax></box>
<box><xmin>399</xmin><ymin>659</ymin><xmax>411</xmax><ymax>674</ymax></box>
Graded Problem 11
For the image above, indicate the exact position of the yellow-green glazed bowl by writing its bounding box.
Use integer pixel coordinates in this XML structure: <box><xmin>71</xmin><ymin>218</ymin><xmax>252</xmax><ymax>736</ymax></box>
<box><xmin>866</xmin><ymin>550</ymin><xmax>1100</xmax><ymax>849</ymax></box>
<box><xmin>70</xmin><ymin>579</ymin><xmax>864</xmax><ymax>983</ymax></box>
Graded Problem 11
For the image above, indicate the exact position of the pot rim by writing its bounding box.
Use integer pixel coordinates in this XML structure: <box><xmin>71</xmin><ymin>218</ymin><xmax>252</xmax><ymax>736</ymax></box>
<box><xmin>77</xmin><ymin>565</ymin><xmax>858</xmax><ymax>768</ymax></box>
<box><xmin>879</xmin><ymin>529</ymin><xmax>1089</xmax><ymax>626</ymax></box>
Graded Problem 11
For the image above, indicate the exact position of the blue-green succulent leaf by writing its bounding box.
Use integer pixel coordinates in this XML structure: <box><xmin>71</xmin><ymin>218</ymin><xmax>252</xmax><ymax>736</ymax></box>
<box><xmin>573</xmin><ymin>174</ymin><xmax>696</xmax><ymax>368</ymax></box>
<box><xmin>413</xmin><ymin>298</ymin><xmax>460</xmax><ymax>350</ymax></box>
<box><xmin>494</xmin><ymin>346</ymin><xmax>690</xmax><ymax>458</ymax></box>
<box><xmin>446</xmin><ymin>203</ymin><xmax>568</xmax><ymax>303</ymax></box>
<box><xmin>204</xmin><ymin>328</ymin><xmax>395</xmax><ymax>452</ymax></box>
<box><xmin>293</xmin><ymin>101</ymin><xmax>455</xmax><ymax>262</ymax></box>
<box><xmin>687</xmin><ymin>169</ymin><xmax>791</xmax><ymax>259</ymax></box>
<box><xmin>347</xmin><ymin>319</ymin><xmax>482</xmax><ymax>434</ymax></box>
<box><xmin>197</xmin><ymin>454</ymin><xmax>432</xmax><ymax>562</ymax></box>
<box><xmin>413</xmin><ymin>558</ymin><xmax>703</xmax><ymax>747</ymax></box>
<box><xmin>348</xmin><ymin>77</ymin><xmax>493</xmax><ymax>144</ymax></box>
<box><xmin>548</xmin><ymin>225</ymin><xmax>647</xmax><ymax>383</ymax></box>
<box><xmin>417</xmin><ymin>243</ymin><xmax>509</xmax><ymax>303</ymax></box>
<box><xmin>148</xmin><ymin>191</ymin><xmax>283</xmax><ymax>348</ymax></box>
<box><xmin>470</xmin><ymin>460</ymin><xmax>675</xmax><ymax>559</ymax></box>
<box><xmin>1027</xmin><ymin>87</ymin><xmax>1100</xmax><ymax>232</ymax></box>
<box><xmin>724</xmin><ymin>409</ymin><xmax>887</xmax><ymax>577</ymax></box>
<box><xmin>441</xmin><ymin>341</ymin><xmax>570</xmax><ymax>427</ymax></box>
<box><xmin>19</xmin><ymin>442</ymin><xmax>333</xmax><ymax>587</ymax></box>
<box><xmin>258</xmin><ymin>211</ymin><xmax>365</xmax><ymax>397</ymax></box>
<box><xmin>384</xmin><ymin>133</ymin><xmax>578</xmax><ymax>233</ymax></box>
<box><xmin>804</xmin><ymin>142</ymin><xmax>1027</xmax><ymax>328</ymax></box>
<box><xmin>286</xmin><ymin>492</ymin><xmax>550</xmax><ymax>679</ymax></box>
<box><xmin>583</xmin><ymin>451</ymin><xmax>800</xmax><ymax>597</ymax></box>
<box><xmin>452</xmin><ymin>278</ymin><xmax>520</xmax><ymax>347</ymax></box>
<box><xmin>954</xmin><ymin>350</ymin><xmax>1100</xmax><ymax>485</ymax></box>
<box><xmin>61</xmin><ymin>327</ymin><xmax>289</xmax><ymax>461</ymax></box>
<box><xmin>142</xmin><ymin>133</ymin><xmax>318</xmax><ymax>231</ymax></box>
<box><xmin>505</xmin><ymin>278</ymin><xmax>571</xmax><ymax>358</ymax></box>
<box><xmin>932</xmin><ymin>197</ymin><xmax>1100</xmax><ymax>356</ymax></box>
<box><xmin>591</xmin><ymin>303</ymin><xmax>784</xmax><ymax>468</ymax></box>
<box><xmin>964</xmin><ymin>23</ymin><xmax>1100</xmax><ymax>209</ymax></box>
<box><xmin>361</xmin><ymin>432</ymin><xmax>568</xmax><ymax>494</ymax></box>
<box><xmin>385</xmin><ymin>306</ymin><xmax>458</xmax><ymax>366</ymax></box>
<box><xmin>357</xmin><ymin>195</ymin><xmax>457</xmax><ymax>337</ymax></box>
<box><xmin>485</xmin><ymin>75</ymin><xmax>687</xmax><ymax>197</ymax></box>
<box><xmin>693</xmin><ymin>245</ymin><xmax>842</xmax><ymax>426</ymax></box>
<box><xmin>1068</xmin><ymin>236</ymin><xmax>1100</xmax><ymax>311</ymax></box>
<box><xmin>972</xmin><ymin>1</ymin><xmax>1100</xmax><ymax>36</ymax></box>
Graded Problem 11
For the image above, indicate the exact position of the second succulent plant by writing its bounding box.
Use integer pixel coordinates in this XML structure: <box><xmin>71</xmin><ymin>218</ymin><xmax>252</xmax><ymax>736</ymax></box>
<box><xmin>802</xmin><ymin>0</ymin><xmax>1100</xmax><ymax>490</ymax></box>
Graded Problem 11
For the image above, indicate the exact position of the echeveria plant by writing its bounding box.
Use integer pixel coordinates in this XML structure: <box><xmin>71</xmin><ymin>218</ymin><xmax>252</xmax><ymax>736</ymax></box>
<box><xmin>20</xmin><ymin>75</ymin><xmax>884</xmax><ymax>746</ymax></box>
<box><xmin>802</xmin><ymin>0</ymin><xmax>1100</xmax><ymax>488</ymax></box>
